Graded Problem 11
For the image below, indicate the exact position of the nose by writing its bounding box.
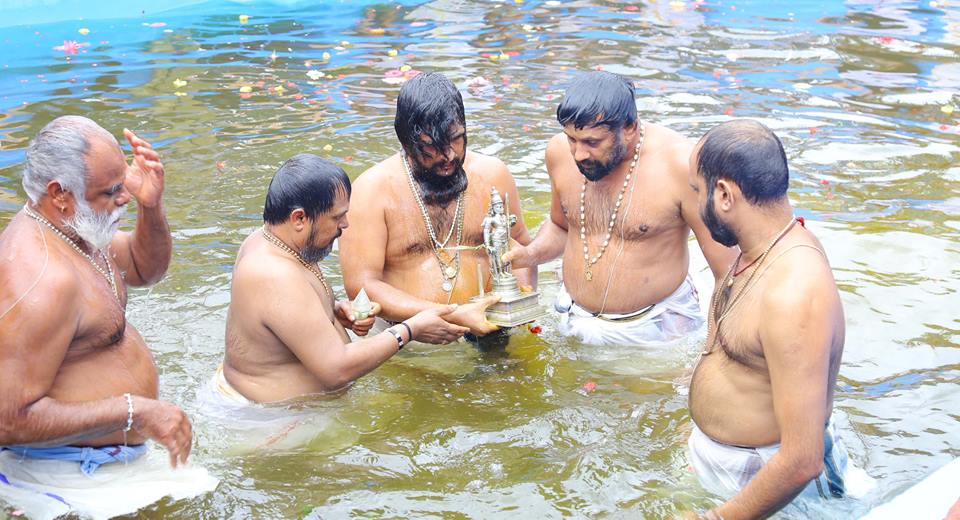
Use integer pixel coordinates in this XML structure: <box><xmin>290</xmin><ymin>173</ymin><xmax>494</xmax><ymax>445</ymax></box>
<box><xmin>115</xmin><ymin>186</ymin><xmax>131</xmax><ymax>207</ymax></box>
<box><xmin>573</xmin><ymin>145</ymin><xmax>590</xmax><ymax>162</ymax></box>
<box><xmin>443</xmin><ymin>146</ymin><xmax>456</xmax><ymax>162</ymax></box>
<box><xmin>340</xmin><ymin>215</ymin><xmax>349</xmax><ymax>230</ymax></box>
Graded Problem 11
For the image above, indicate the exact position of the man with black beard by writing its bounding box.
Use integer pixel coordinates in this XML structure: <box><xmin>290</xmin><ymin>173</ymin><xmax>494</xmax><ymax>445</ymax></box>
<box><xmin>219</xmin><ymin>154</ymin><xmax>467</xmax><ymax>403</ymax></box>
<box><xmin>684</xmin><ymin>120</ymin><xmax>863</xmax><ymax>519</ymax></box>
<box><xmin>340</xmin><ymin>72</ymin><xmax>535</xmax><ymax>338</ymax></box>
<box><xmin>505</xmin><ymin>71</ymin><xmax>736</xmax><ymax>347</ymax></box>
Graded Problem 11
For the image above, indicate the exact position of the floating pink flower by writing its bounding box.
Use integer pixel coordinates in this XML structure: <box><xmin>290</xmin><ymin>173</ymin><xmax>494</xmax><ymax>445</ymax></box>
<box><xmin>55</xmin><ymin>40</ymin><xmax>82</xmax><ymax>55</ymax></box>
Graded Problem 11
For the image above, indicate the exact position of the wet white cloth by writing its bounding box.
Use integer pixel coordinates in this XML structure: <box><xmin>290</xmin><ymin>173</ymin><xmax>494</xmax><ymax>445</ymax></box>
<box><xmin>194</xmin><ymin>365</ymin><xmax>335</xmax><ymax>452</ymax></box>
<box><xmin>0</xmin><ymin>446</ymin><xmax>218</xmax><ymax>520</ymax></box>
<box><xmin>555</xmin><ymin>275</ymin><xmax>704</xmax><ymax>346</ymax></box>
<box><xmin>688</xmin><ymin>421</ymin><xmax>875</xmax><ymax>502</ymax></box>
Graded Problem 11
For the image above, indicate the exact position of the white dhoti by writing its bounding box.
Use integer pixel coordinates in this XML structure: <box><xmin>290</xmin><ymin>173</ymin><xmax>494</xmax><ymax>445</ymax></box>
<box><xmin>555</xmin><ymin>275</ymin><xmax>704</xmax><ymax>347</ymax></box>
<box><xmin>194</xmin><ymin>365</ymin><xmax>338</xmax><ymax>453</ymax></box>
<box><xmin>0</xmin><ymin>447</ymin><xmax>218</xmax><ymax>520</ymax></box>
<box><xmin>688</xmin><ymin>422</ymin><xmax>875</xmax><ymax>504</ymax></box>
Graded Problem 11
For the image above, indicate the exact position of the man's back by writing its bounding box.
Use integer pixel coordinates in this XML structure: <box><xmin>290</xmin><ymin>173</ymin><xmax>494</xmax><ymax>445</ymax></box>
<box><xmin>224</xmin><ymin>231</ymin><xmax>343</xmax><ymax>402</ymax></box>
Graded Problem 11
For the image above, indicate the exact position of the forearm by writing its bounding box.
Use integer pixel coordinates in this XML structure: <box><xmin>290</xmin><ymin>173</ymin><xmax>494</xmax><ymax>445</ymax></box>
<box><xmin>0</xmin><ymin>395</ymin><xmax>130</xmax><ymax>447</ymax></box>
<box><xmin>327</xmin><ymin>327</ymin><xmax>406</xmax><ymax>388</ymax></box>
<box><xmin>714</xmin><ymin>451</ymin><xmax>819</xmax><ymax>519</ymax></box>
<box><xmin>363</xmin><ymin>279</ymin><xmax>442</xmax><ymax>322</ymax></box>
<box><xmin>526</xmin><ymin>220</ymin><xmax>567</xmax><ymax>265</ymax></box>
<box><xmin>130</xmin><ymin>203</ymin><xmax>172</xmax><ymax>286</ymax></box>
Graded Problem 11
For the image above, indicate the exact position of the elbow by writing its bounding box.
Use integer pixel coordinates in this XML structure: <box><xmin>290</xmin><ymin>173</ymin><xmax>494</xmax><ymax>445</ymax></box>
<box><xmin>0</xmin><ymin>412</ymin><xmax>26</xmax><ymax>445</ymax></box>
<box><xmin>316</xmin><ymin>370</ymin><xmax>356</xmax><ymax>393</ymax></box>
<box><xmin>783</xmin><ymin>453</ymin><xmax>824</xmax><ymax>486</ymax></box>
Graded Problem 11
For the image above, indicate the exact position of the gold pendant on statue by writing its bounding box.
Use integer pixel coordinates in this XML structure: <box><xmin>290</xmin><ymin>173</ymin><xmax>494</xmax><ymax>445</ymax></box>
<box><xmin>585</xmin><ymin>270</ymin><xmax>593</xmax><ymax>281</ymax></box>
<box><xmin>442</xmin><ymin>280</ymin><xmax>453</xmax><ymax>292</ymax></box>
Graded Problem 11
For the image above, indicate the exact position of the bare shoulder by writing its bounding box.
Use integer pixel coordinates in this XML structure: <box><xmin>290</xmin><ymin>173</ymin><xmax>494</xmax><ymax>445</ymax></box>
<box><xmin>545</xmin><ymin>133</ymin><xmax>569</xmax><ymax>168</ymax></box>
<box><xmin>0</xmin><ymin>218</ymin><xmax>80</xmax><ymax>319</ymax></box>
<box><xmin>350</xmin><ymin>155</ymin><xmax>400</xmax><ymax>200</ymax></box>
<box><xmin>466</xmin><ymin>151</ymin><xmax>511</xmax><ymax>183</ymax></box>
<box><xmin>760</xmin><ymin>239</ymin><xmax>837</xmax><ymax>316</ymax></box>
<box><xmin>233</xmin><ymin>234</ymin><xmax>300</xmax><ymax>291</ymax></box>
<box><xmin>646</xmin><ymin>123</ymin><xmax>693</xmax><ymax>172</ymax></box>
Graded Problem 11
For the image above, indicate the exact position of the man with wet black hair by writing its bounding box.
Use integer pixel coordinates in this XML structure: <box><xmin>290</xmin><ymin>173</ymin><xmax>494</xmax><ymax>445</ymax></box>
<box><xmin>218</xmin><ymin>154</ymin><xmax>466</xmax><ymax>403</ymax></box>
<box><xmin>340</xmin><ymin>72</ymin><xmax>535</xmax><ymax>339</ymax></box>
<box><xmin>685</xmin><ymin>120</ymin><xmax>866</xmax><ymax>518</ymax></box>
<box><xmin>505</xmin><ymin>71</ymin><xmax>735</xmax><ymax>347</ymax></box>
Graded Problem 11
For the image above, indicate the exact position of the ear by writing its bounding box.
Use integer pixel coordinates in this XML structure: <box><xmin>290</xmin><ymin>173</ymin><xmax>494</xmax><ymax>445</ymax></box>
<box><xmin>45</xmin><ymin>180</ymin><xmax>76</xmax><ymax>214</ymax></box>
<box><xmin>289</xmin><ymin>208</ymin><xmax>307</xmax><ymax>231</ymax></box>
<box><xmin>620</xmin><ymin>120</ymin><xmax>639</xmax><ymax>142</ymax></box>
<box><xmin>714</xmin><ymin>178</ymin><xmax>736</xmax><ymax>212</ymax></box>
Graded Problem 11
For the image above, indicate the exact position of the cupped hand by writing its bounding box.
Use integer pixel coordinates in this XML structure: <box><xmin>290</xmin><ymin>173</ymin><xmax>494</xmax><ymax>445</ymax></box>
<box><xmin>131</xmin><ymin>397</ymin><xmax>192</xmax><ymax>468</ymax></box>
<box><xmin>122</xmin><ymin>129</ymin><xmax>165</xmax><ymax>209</ymax></box>
<box><xmin>334</xmin><ymin>301</ymin><xmax>382</xmax><ymax>336</ymax></box>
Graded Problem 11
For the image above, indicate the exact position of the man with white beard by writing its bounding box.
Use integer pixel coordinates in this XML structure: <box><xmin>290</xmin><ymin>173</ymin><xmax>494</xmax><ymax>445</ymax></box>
<box><xmin>0</xmin><ymin>116</ymin><xmax>216</xmax><ymax>519</ymax></box>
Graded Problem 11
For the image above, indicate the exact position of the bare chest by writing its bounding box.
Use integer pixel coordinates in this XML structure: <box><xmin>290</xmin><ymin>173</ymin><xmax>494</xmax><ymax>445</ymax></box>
<box><xmin>386</xmin><ymin>194</ymin><xmax>486</xmax><ymax>259</ymax></box>
<box><xmin>559</xmin><ymin>175</ymin><xmax>682</xmax><ymax>242</ymax></box>
<box><xmin>705</xmin><ymin>282</ymin><xmax>766</xmax><ymax>370</ymax></box>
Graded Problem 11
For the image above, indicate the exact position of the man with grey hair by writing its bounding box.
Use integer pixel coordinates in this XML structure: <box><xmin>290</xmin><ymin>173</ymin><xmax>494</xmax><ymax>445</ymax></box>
<box><xmin>0</xmin><ymin>116</ymin><xmax>215</xmax><ymax>519</ymax></box>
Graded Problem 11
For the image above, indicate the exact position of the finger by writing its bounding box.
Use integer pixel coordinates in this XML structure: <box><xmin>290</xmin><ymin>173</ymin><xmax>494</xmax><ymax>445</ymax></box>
<box><xmin>480</xmin><ymin>295</ymin><xmax>501</xmax><ymax>308</ymax></box>
<box><xmin>168</xmin><ymin>444</ymin><xmax>178</xmax><ymax>468</ymax></box>
<box><xmin>434</xmin><ymin>304</ymin><xmax>458</xmax><ymax>316</ymax></box>
<box><xmin>183</xmin><ymin>416</ymin><xmax>193</xmax><ymax>463</ymax></box>
<box><xmin>354</xmin><ymin>317</ymin><xmax>376</xmax><ymax>328</ymax></box>
<box><xmin>124</xmin><ymin>129</ymin><xmax>150</xmax><ymax>151</ymax></box>
<box><xmin>137</xmin><ymin>146</ymin><xmax>160</xmax><ymax>161</ymax></box>
<box><xmin>144</xmin><ymin>160</ymin><xmax>164</xmax><ymax>173</ymax></box>
<box><xmin>369</xmin><ymin>302</ymin><xmax>382</xmax><ymax>316</ymax></box>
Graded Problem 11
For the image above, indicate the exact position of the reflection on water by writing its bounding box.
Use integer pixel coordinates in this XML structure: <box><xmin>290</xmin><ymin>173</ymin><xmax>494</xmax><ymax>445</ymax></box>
<box><xmin>1</xmin><ymin>0</ymin><xmax>958</xmax><ymax>517</ymax></box>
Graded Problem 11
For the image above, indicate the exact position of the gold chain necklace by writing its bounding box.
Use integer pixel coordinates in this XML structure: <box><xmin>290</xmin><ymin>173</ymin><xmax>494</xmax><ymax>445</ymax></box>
<box><xmin>261</xmin><ymin>227</ymin><xmax>331</xmax><ymax>297</ymax></box>
<box><xmin>701</xmin><ymin>216</ymin><xmax>799</xmax><ymax>357</ymax></box>
<box><xmin>23</xmin><ymin>205</ymin><xmax>120</xmax><ymax>302</ymax></box>
<box><xmin>401</xmin><ymin>151</ymin><xmax>465</xmax><ymax>293</ymax></box>
<box><xmin>580</xmin><ymin>122</ymin><xmax>645</xmax><ymax>281</ymax></box>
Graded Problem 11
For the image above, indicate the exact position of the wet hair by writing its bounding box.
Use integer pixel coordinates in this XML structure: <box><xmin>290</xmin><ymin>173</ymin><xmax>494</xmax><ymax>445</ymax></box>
<box><xmin>22</xmin><ymin>115</ymin><xmax>116</xmax><ymax>204</ymax></box>
<box><xmin>695</xmin><ymin>120</ymin><xmax>789</xmax><ymax>205</ymax></box>
<box><xmin>263</xmin><ymin>154</ymin><xmax>351</xmax><ymax>225</ymax></box>
<box><xmin>557</xmin><ymin>71</ymin><xmax>637</xmax><ymax>131</ymax></box>
<box><xmin>394</xmin><ymin>72</ymin><xmax>466</xmax><ymax>155</ymax></box>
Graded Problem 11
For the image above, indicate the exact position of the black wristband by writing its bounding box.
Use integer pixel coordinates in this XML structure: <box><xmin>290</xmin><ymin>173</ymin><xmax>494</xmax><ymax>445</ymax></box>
<box><xmin>400</xmin><ymin>322</ymin><xmax>413</xmax><ymax>344</ymax></box>
<box><xmin>387</xmin><ymin>327</ymin><xmax>405</xmax><ymax>350</ymax></box>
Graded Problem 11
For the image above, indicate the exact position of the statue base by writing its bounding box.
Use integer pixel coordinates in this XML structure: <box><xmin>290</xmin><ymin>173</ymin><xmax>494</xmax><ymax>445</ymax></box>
<box><xmin>476</xmin><ymin>274</ymin><xmax>547</xmax><ymax>328</ymax></box>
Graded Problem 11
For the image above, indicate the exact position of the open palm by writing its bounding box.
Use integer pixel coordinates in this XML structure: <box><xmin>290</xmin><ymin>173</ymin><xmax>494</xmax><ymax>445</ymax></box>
<box><xmin>123</xmin><ymin>128</ymin><xmax>165</xmax><ymax>208</ymax></box>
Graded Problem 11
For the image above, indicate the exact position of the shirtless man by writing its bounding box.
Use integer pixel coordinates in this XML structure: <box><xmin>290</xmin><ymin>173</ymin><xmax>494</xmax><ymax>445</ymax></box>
<box><xmin>340</xmin><ymin>72</ymin><xmax>535</xmax><ymax>338</ymax></box>
<box><xmin>505</xmin><ymin>71</ymin><xmax>734</xmax><ymax>346</ymax></box>
<box><xmin>220</xmin><ymin>154</ymin><xmax>467</xmax><ymax>403</ymax></box>
<box><xmin>686</xmin><ymin>120</ymin><xmax>853</xmax><ymax>519</ymax></box>
<box><xmin>0</xmin><ymin>116</ymin><xmax>190</xmax><ymax>467</ymax></box>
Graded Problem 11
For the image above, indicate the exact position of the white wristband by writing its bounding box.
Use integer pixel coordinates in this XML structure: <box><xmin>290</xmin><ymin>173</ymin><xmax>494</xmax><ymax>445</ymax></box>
<box><xmin>122</xmin><ymin>393</ymin><xmax>134</xmax><ymax>433</ymax></box>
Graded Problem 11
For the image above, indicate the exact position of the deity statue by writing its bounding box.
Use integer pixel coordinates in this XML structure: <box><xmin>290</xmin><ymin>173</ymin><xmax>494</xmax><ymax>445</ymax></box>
<box><xmin>474</xmin><ymin>187</ymin><xmax>545</xmax><ymax>328</ymax></box>
<box><xmin>482</xmin><ymin>187</ymin><xmax>517</xmax><ymax>281</ymax></box>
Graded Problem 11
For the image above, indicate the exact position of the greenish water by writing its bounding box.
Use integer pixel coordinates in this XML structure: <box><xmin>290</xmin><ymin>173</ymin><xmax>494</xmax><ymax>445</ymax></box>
<box><xmin>0</xmin><ymin>0</ymin><xmax>958</xmax><ymax>518</ymax></box>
